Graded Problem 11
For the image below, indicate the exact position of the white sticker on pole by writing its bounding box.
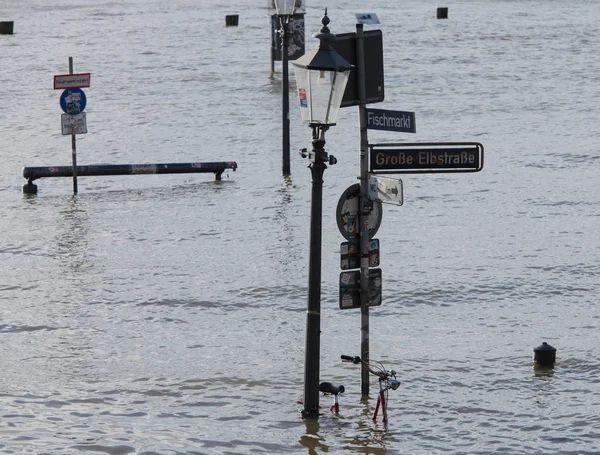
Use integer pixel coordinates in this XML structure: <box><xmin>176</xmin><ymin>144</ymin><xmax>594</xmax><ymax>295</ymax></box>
<box><xmin>355</xmin><ymin>13</ymin><xmax>380</xmax><ymax>24</ymax></box>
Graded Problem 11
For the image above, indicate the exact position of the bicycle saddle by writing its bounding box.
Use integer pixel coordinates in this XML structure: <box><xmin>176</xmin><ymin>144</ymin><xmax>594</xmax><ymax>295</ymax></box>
<box><xmin>319</xmin><ymin>382</ymin><xmax>345</xmax><ymax>395</ymax></box>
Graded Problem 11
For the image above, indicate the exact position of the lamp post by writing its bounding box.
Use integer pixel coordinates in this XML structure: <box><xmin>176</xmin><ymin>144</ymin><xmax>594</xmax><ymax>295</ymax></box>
<box><xmin>273</xmin><ymin>0</ymin><xmax>304</xmax><ymax>175</ymax></box>
<box><xmin>292</xmin><ymin>9</ymin><xmax>353</xmax><ymax>417</ymax></box>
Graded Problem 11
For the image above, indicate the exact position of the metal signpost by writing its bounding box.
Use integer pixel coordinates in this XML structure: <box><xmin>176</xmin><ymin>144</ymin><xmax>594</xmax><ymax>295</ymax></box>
<box><xmin>333</xmin><ymin>12</ymin><xmax>484</xmax><ymax>401</ymax></box>
<box><xmin>332</xmin><ymin>17</ymin><xmax>389</xmax><ymax>396</ymax></box>
<box><xmin>54</xmin><ymin>58</ymin><xmax>90</xmax><ymax>195</ymax></box>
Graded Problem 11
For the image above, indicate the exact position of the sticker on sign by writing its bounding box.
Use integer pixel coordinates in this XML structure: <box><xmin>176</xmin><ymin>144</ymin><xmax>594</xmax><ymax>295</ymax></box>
<box><xmin>54</xmin><ymin>73</ymin><xmax>91</xmax><ymax>90</ymax></box>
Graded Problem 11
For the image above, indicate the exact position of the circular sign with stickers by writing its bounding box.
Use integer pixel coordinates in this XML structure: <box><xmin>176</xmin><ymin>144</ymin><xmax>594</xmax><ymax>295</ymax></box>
<box><xmin>336</xmin><ymin>183</ymin><xmax>382</xmax><ymax>241</ymax></box>
<box><xmin>60</xmin><ymin>88</ymin><xmax>87</xmax><ymax>115</ymax></box>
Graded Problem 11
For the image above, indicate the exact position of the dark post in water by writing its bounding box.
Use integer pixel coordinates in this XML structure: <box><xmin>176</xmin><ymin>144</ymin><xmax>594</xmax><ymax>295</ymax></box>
<box><xmin>280</xmin><ymin>16</ymin><xmax>291</xmax><ymax>175</ymax></box>
<box><xmin>69</xmin><ymin>57</ymin><xmax>78</xmax><ymax>195</ymax></box>
<box><xmin>303</xmin><ymin>126</ymin><xmax>328</xmax><ymax>416</ymax></box>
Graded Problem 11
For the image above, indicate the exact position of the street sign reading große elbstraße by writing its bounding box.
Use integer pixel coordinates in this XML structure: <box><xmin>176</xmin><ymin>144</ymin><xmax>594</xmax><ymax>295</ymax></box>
<box><xmin>370</xmin><ymin>142</ymin><xmax>484</xmax><ymax>174</ymax></box>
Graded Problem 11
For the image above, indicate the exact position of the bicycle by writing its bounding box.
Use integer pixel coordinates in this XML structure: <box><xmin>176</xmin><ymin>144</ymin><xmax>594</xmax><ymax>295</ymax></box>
<box><xmin>341</xmin><ymin>355</ymin><xmax>401</xmax><ymax>425</ymax></box>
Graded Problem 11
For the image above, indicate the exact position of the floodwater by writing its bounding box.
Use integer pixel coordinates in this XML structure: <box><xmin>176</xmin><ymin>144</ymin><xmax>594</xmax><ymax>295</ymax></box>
<box><xmin>1</xmin><ymin>0</ymin><xmax>599</xmax><ymax>454</ymax></box>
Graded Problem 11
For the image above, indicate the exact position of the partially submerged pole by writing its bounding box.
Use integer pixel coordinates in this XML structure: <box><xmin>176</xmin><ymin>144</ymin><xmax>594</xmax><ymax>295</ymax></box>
<box><xmin>356</xmin><ymin>23</ymin><xmax>371</xmax><ymax>398</ymax></box>
<box><xmin>69</xmin><ymin>57</ymin><xmax>79</xmax><ymax>195</ymax></box>
<box><xmin>281</xmin><ymin>16</ymin><xmax>291</xmax><ymax>175</ymax></box>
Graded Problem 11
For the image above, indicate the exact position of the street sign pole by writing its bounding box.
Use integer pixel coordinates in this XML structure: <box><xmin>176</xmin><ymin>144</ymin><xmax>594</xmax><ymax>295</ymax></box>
<box><xmin>356</xmin><ymin>23</ymin><xmax>371</xmax><ymax>397</ymax></box>
<box><xmin>69</xmin><ymin>57</ymin><xmax>78</xmax><ymax>195</ymax></box>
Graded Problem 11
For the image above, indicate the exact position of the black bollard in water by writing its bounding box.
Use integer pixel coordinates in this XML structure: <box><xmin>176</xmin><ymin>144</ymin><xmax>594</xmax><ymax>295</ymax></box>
<box><xmin>533</xmin><ymin>342</ymin><xmax>557</xmax><ymax>366</ymax></box>
<box><xmin>0</xmin><ymin>21</ymin><xmax>14</xmax><ymax>35</ymax></box>
<box><xmin>436</xmin><ymin>8</ymin><xmax>448</xmax><ymax>19</ymax></box>
<box><xmin>225</xmin><ymin>15</ymin><xmax>239</xmax><ymax>26</ymax></box>
<box><xmin>22</xmin><ymin>181</ymin><xmax>38</xmax><ymax>194</ymax></box>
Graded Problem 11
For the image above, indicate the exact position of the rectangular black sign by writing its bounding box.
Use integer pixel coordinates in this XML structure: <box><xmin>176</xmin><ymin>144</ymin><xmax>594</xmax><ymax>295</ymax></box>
<box><xmin>370</xmin><ymin>142</ymin><xmax>484</xmax><ymax>174</ymax></box>
<box><xmin>332</xmin><ymin>30</ymin><xmax>384</xmax><ymax>107</ymax></box>
<box><xmin>339</xmin><ymin>268</ymin><xmax>382</xmax><ymax>310</ymax></box>
<box><xmin>366</xmin><ymin>108</ymin><xmax>416</xmax><ymax>133</ymax></box>
<box><xmin>270</xmin><ymin>14</ymin><xmax>305</xmax><ymax>61</ymax></box>
<box><xmin>340</xmin><ymin>239</ymin><xmax>380</xmax><ymax>270</ymax></box>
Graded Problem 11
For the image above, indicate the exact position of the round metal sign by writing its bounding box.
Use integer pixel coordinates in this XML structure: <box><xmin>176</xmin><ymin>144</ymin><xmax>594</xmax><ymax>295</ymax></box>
<box><xmin>60</xmin><ymin>88</ymin><xmax>87</xmax><ymax>115</ymax></box>
<box><xmin>336</xmin><ymin>183</ymin><xmax>382</xmax><ymax>241</ymax></box>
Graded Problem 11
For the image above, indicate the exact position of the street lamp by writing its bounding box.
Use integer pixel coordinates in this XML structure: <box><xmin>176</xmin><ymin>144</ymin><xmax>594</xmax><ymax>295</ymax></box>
<box><xmin>292</xmin><ymin>9</ymin><xmax>353</xmax><ymax>417</ymax></box>
<box><xmin>272</xmin><ymin>0</ymin><xmax>305</xmax><ymax>175</ymax></box>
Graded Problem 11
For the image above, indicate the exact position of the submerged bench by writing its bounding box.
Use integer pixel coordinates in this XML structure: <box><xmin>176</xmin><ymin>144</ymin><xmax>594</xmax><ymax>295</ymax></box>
<box><xmin>22</xmin><ymin>161</ymin><xmax>238</xmax><ymax>194</ymax></box>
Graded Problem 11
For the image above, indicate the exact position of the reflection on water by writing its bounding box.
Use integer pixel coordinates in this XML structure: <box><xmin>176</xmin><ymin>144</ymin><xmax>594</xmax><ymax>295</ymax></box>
<box><xmin>532</xmin><ymin>364</ymin><xmax>555</xmax><ymax>380</ymax></box>
<box><xmin>300</xmin><ymin>419</ymin><xmax>328</xmax><ymax>455</ymax></box>
<box><xmin>55</xmin><ymin>197</ymin><xmax>92</xmax><ymax>275</ymax></box>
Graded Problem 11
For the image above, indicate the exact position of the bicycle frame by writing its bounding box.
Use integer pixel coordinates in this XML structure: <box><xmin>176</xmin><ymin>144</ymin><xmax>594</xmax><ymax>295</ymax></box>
<box><xmin>341</xmin><ymin>355</ymin><xmax>400</xmax><ymax>426</ymax></box>
<box><xmin>373</xmin><ymin>377</ymin><xmax>391</xmax><ymax>424</ymax></box>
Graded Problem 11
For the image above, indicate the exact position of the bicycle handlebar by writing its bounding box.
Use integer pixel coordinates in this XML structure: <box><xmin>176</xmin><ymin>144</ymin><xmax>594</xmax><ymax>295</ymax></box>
<box><xmin>341</xmin><ymin>355</ymin><xmax>361</xmax><ymax>364</ymax></box>
<box><xmin>341</xmin><ymin>355</ymin><xmax>398</xmax><ymax>382</ymax></box>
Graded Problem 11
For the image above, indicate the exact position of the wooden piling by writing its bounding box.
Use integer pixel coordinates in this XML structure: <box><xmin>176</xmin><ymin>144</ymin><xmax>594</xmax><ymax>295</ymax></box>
<box><xmin>225</xmin><ymin>15</ymin><xmax>239</xmax><ymax>26</ymax></box>
<box><xmin>0</xmin><ymin>21</ymin><xmax>14</xmax><ymax>35</ymax></box>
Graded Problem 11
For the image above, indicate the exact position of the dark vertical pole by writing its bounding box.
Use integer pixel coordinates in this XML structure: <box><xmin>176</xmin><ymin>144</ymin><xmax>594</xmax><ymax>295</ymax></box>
<box><xmin>303</xmin><ymin>125</ymin><xmax>328</xmax><ymax>417</ymax></box>
<box><xmin>270</xmin><ymin>15</ymin><xmax>276</xmax><ymax>76</ymax></box>
<box><xmin>356</xmin><ymin>23</ymin><xmax>370</xmax><ymax>397</ymax></box>
<box><xmin>69</xmin><ymin>57</ymin><xmax>78</xmax><ymax>195</ymax></box>
<box><xmin>281</xmin><ymin>16</ymin><xmax>291</xmax><ymax>175</ymax></box>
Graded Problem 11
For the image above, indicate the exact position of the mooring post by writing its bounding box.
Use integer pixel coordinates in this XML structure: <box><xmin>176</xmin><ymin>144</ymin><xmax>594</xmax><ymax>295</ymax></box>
<box><xmin>0</xmin><ymin>21</ymin><xmax>14</xmax><ymax>35</ymax></box>
<box><xmin>22</xmin><ymin>178</ymin><xmax>37</xmax><ymax>195</ymax></box>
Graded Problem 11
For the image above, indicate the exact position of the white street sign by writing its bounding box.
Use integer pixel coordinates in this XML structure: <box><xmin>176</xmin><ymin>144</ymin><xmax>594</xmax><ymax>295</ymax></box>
<box><xmin>54</xmin><ymin>73</ymin><xmax>91</xmax><ymax>90</ymax></box>
<box><xmin>368</xmin><ymin>174</ymin><xmax>403</xmax><ymax>206</ymax></box>
<box><xmin>61</xmin><ymin>113</ymin><xmax>88</xmax><ymax>135</ymax></box>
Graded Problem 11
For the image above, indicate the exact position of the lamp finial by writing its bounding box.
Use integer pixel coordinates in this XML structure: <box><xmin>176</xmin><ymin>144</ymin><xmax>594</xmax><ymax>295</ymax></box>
<box><xmin>321</xmin><ymin>9</ymin><xmax>330</xmax><ymax>33</ymax></box>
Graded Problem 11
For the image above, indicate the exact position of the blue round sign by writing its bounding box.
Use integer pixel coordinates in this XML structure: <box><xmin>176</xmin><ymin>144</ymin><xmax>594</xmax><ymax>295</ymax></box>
<box><xmin>60</xmin><ymin>88</ymin><xmax>87</xmax><ymax>115</ymax></box>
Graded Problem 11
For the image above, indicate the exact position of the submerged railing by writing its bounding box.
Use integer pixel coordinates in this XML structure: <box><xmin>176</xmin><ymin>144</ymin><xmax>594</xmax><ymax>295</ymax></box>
<box><xmin>22</xmin><ymin>161</ymin><xmax>238</xmax><ymax>194</ymax></box>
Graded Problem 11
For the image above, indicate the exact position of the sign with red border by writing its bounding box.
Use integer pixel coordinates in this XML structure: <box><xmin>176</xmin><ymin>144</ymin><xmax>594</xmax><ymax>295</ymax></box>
<box><xmin>54</xmin><ymin>73</ymin><xmax>91</xmax><ymax>90</ymax></box>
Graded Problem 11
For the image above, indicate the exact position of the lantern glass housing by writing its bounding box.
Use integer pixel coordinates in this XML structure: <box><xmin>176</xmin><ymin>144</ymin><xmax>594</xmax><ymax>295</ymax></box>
<box><xmin>292</xmin><ymin>11</ymin><xmax>352</xmax><ymax>126</ymax></box>
<box><xmin>293</xmin><ymin>65</ymin><xmax>350</xmax><ymax>126</ymax></box>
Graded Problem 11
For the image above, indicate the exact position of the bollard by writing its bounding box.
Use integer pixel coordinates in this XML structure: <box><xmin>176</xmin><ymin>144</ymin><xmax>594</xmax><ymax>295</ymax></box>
<box><xmin>225</xmin><ymin>15</ymin><xmax>239</xmax><ymax>26</ymax></box>
<box><xmin>22</xmin><ymin>181</ymin><xmax>38</xmax><ymax>195</ymax></box>
<box><xmin>436</xmin><ymin>8</ymin><xmax>448</xmax><ymax>19</ymax></box>
<box><xmin>533</xmin><ymin>342</ymin><xmax>557</xmax><ymax>366</ymax></box>
<box><xmin>0</xmin><ymin>21</ymin><xmax>14</xmax><ymax>35</ymax></box>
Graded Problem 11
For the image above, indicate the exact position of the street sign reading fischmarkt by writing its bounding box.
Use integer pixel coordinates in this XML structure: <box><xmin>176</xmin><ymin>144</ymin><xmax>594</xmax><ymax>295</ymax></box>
<box><xmin>370</xmin><ymin>142</ymin><xmax>484</xmax><ymax>174</ymax></box>
<box><xmin>366</xmin><ymin>108</ymin><xmax>416</xmax><ymax>133</ymax></box>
